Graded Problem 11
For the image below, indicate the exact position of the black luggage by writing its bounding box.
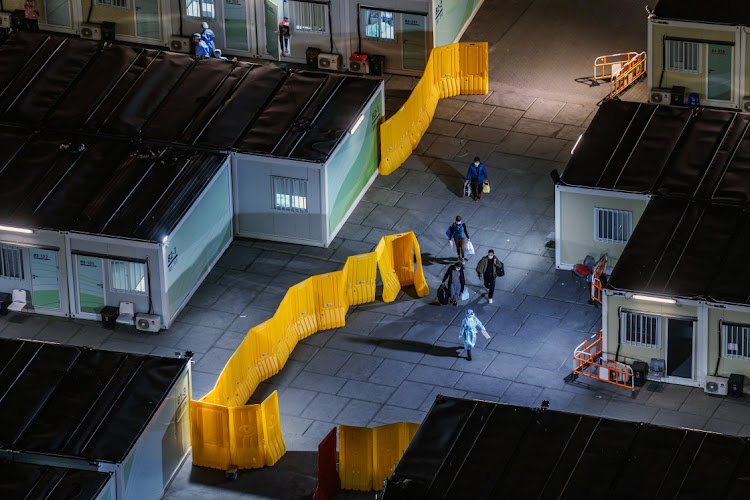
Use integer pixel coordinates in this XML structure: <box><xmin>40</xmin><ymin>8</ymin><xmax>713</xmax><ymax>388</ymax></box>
<box><xmin>437</xmin><ymin>283</ymin><xmax>449</xmax><ymax>305</ymax></box>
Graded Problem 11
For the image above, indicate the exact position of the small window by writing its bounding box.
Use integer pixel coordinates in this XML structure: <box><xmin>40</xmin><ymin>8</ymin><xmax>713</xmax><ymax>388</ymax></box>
<box><xmin>363</xmin><ymin>9</ymin><xmax>394</xmax><ymax>40</ymax></box>
<box><xmin>293</xmin><ymin>1</ymin><xmax>327</xmax><ymax>33</ymax></box>
<box><xmin>722</xmin><ymin>323</ymin><xmax>750</xmax><ymax>361</ymax></box>
<box><xmin>272</xmin><ymin>176</ymin><xmax>308</xmax><ymax>213</ymax></box>
<box><xmin>96</xmin><ymin>0</ymin><xmax>128</xmax><ymax>8</ymax></box>
<box><xmin>110</xmin><ymin>260</ymin><xmax>147</xmax><ymax>295</ymax></box>
<box><xmin>186</xmin><ymin>0</ymin><xmax>215</xmax><ymax>19</ymax></box>
<box><xmin>666</xmin><ymin>40</ymin><xmax>701</xmax><ymax>73</ymax></box>
<box><xmin>621</xmin><ymin>311</ymin><xmax>661</xmax><ymax>349</ymax></box>
<box><xmin>0</xmin><ymin>244</ymin><xmax>23</xmax><ymax>280</ymax></box>
<box><xmin>594</xmin><ymin>207</ymin><xmax>632</xmax><ymax>244</ymax></box>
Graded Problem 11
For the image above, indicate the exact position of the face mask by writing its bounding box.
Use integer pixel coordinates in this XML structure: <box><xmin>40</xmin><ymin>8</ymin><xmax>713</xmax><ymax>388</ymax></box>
<box><xmin>474</xmin><ymin>162</ymin><xmax>479</xmax><ymax>166</ymax></box>
<box><xmin>456</xmin><ymin>221</ymin><xmax>462</xmax><ymax>225</ymax></box>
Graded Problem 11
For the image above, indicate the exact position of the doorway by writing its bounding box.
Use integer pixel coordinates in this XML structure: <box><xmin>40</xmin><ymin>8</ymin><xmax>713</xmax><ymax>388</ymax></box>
<box><xmin>264</xmin><ymin>0</ymin><xmax>279</xmax><ymax>59</ymax></box>
<box><xmin>225</xmin><ymin>0</ymin><xmax>249</xmax><ymax>51</ymax></box>
<box><xmin>135</xmin><ymin>0</ymin><xmax>161</xmax><ymax>39</ymax></box>
<box><xmin>707</xmin><ymin>43</ymin><xmax>732</xmax><ymax>101</ymax></box>
<box><xmin>30</xmin><ymin>249</ymin><xmax>60</xmax><ymax>310</ymax></box>
<box><xmin>76</xmin><ymin>255</ymin><xmax>105</xmax><ymax>315</ymax></box>
<box><xmin>401</xmin><ymin>14</ymin><xmax>426</xmax><ymax>71</ymax></box>
<box><xmin>44</xmin><ymin>0</ymin><xmax>71</xmax><ymax>28</ymax></box>
<box><xmin>666</xmin><ymin>318</ymin><xmax>694</xmax><ymax>379</ymax></box>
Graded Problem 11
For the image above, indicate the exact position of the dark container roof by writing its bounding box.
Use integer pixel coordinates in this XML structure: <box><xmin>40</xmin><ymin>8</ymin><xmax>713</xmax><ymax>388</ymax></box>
<box><xmin>382</xmin><ymin>396</ymin><xmax>750</xmax><ymax>500</ymax></box>
<box><xmin>0</xmin><ymin>31</ymin><xmax>381</xmax><ymax>162</ymax></box>
<box><xmin>561</xmin><ymin>100</ymin><xmax>750</xmax><ymax>202</ymax></box>
<box><xmin>0</xmin><ymin>125</ymin><xmax>226</xmax><ymax>241</ymax></box>
<box><xmin>653</xmin><ymin>0</ymin><xmax>750</xmax><ymax>26</ymax></box>
<box><xmin>0</xmin><ymin>338</ymin><xmax>188</xmax><ymax>464</ymax></box>
<box><xmin>0</xmin><ymin>462</ymin><xmax>111</xmax><ymax>499</ymax></box>
<box><xmin>608</xmin><ymin>198</ymin><xmax>750</xmax><ymax>305</ymax></box>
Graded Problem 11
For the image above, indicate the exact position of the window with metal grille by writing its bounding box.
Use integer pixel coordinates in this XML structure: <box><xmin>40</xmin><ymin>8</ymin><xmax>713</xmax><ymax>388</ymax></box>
<box><xmin>665</xmin><ymin>40</ymin><xmax>701</xmax><ymax>73</ymax></box>
<box><xmin>110</xmin><ymin>260</ymin><xmax>147</xmax><ymax>295</ymax></box>
<box><xmin>722</xmin><ymin>323</ymin><xmax>750</xmax><ymax>361</ymax></box>
<box><xmin>272</xmin><ymin>176</ymin><xmax>308</xmax><ymax>212</ymax></box>
<box><xmin>0</xmin><ymin>245</ymin><xmax>23</xmax><ymax>280</ymax></box>
<box><xmin>594</xmin><ymin>207</ymin><xmax>632</xmax><ymax>244</ymax></box>
<box><xmin>293</xmin><ymin>1</ymin><xmax>327</xmax><ymax>33</ymax></box>
<box><xmin>621</xmin><ymin>311</ymin><xmax>661</xmax><ymax>348</ymax></box>
<box><xmin>96</xmin><ymin>0</ymin><xmax>128</xmax><ymax>9</ymax></box>
<box><xmin>186</xmin><ymin>0</ymin><xmax>214</xmax><ymax>18</ymax></box>
<box><xmin>363</xmin><ymin>9</ymin><xmax>394</xmax><ymax>40</ymax></box>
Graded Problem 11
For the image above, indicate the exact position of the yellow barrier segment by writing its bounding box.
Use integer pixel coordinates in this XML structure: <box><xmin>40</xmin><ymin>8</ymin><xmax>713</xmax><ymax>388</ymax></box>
<box><xmin>379</xmin><ymin>42</ymin><xmax>489</xmax><ymax>176</ymax></box>
<box><xmin>340</xmin><ymin>422</ymin><xmax>421</xmax><ymax>491</ymax></box>
<box><xmin>339</xmin><ymin>425</ymin><xmax>375</xmax><ymax>491</ymax></box>
<box><xmin>190</xmin><ymin>232</ymin><xmax>428</xmax><ymax>471</ymax></box>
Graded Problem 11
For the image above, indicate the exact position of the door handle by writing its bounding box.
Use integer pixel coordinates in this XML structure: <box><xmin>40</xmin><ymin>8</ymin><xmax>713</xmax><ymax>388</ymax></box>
<box><xmin>98</xmin><ymin>284</ymin><xmax>103</xmax><ymax>288</ymax></box>
<box><xmin>32</xmin><ymin>274</ymin><xmax>39</xmax><ymax>279</ymax></box>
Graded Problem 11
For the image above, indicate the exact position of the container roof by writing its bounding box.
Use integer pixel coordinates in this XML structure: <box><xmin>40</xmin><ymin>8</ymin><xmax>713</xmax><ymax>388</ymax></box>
<box><xmin>560</xmin><ymin>100</ymin><xmax>750</xmax><ymax>200</ymax></box>
<box><xmin>0</xmin><ymin>338</ymin><xmax>188</xmax><ymax>464</ymax></box>
<box><xmin>607</xmin><ymin>198</ymin><xmax>750</xmax><ymax>305</ymax></box>
<box><xmin>653</xmin><ymin>0</ymin><xmax>750</xmax><ymax>26</ymax></box>
<box><xmin>0</xmin><ymin>31</ymin><xmax>380</xmax><ymax>162</ymax></box>
<box><xmin>0</xmin><ymin>125</ymin><xmax>226</xmax><ymax>242</ymax></box>
<box><xmin>382</xmin><ymin>396</ymin><xmax>750</xmax><ymax>499</ymax></box>
<box><xmin>0</xmin><ymin>462</ymin><xmax>111</xmax><ymax>498</ymax></box>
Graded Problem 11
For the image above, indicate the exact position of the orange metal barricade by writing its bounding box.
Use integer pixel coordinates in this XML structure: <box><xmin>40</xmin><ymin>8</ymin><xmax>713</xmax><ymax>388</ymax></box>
<box><xmin>590</xmin><ymin>255</ymin><xmax>607</xmax><ymax>305</ymax></box>
<box><xmin>570</xmin><ymin>331</ymin><xmax>635</xmax><ymax>392</ymax></box>
<box><xmin>594</xmin><ymin>52</ymin><xmax>646</xmax><ymax>101</ymax></box>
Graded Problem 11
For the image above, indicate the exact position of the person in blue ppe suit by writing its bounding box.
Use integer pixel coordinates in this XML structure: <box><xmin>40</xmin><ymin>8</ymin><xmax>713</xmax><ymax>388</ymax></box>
<box><xmin>200</xmin><ymin>22</ymin><xmax>216</xmax><ymax>56</ymax></box>
<box><xmin>193</xmin><ymin>33</ymin><xmax>211</xmax><ymax>58</ymax></box>
<box><xmin>466</xmin><ymin>156</ymin><xmax>488</xmax><ymax>201</ymax></box>
<box><xmin>459</xmin><ymin>309</ymin><xmax>488</xmax><ymax>361</ymax></box>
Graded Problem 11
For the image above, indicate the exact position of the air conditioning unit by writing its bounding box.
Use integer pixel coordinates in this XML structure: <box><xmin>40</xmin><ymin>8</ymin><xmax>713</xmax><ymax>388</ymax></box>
<box><xmin>704</xmin><ymin>375</ymin><xmax>729</xmax><ymax>396</ymax></box>
<box><xmin>350</xmin><ymin>60</ymin><xmax>369</xmax><ymax>74</ymax></box>
<box><xmin>742</xmin><ymin>97</ymin><xmax>750</xmax><ymax>113</ymax></box>
<box><xmin>169</xmin><ymin>35</ymin><xmax>192</xmax><ymax>54</ymax></box>
<box><xmin>649</xmin><ymin>88</ymin><xmax>671</xmax><ymax>105</ymax></box>
<box><xmin>80</xmin><ymin>22</ymin><xmax>102</xmax><ymax>41</ymax></box>
<box><xmin>317</xmin><ymin>53</ymin><xmax>342</xmax><ymax>71</ymax></box>
<box><xmin>0</xmin><ymin>11</ymin><xmax>11</xmax><ymax>29</ymax></box>
<box><xmin>135</xmin><ymin>313</ymin><xmax>161</xmax><ymax>332</ymax></box>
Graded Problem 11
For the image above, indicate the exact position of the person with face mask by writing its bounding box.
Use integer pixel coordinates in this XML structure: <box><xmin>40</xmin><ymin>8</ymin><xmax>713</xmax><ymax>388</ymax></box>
<box><xmin>467</xmin><ymin>156</ymin><xmax>488</xmax><ymax>201</ymax></box>
<box><xmin>446</xmin><ymin>216</ymin><xmax>471</xmax><ymax>262</ymax></box>
<box><xmin>476</xmin><ymin>249</ymin><xmax>504</xmax><ymax>304</ymax></box>
<box><xmin>442</xmin><ymin>261</ymin><xmax>465</xmax><ymax>306</ymax></box>
<box><xmin>459</xmin><ymin>309</ymin><xmax>488</xmax><ymax>361</ymax></box>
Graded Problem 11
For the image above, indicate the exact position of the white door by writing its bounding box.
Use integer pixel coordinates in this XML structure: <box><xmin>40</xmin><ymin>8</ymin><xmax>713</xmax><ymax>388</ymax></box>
<box><xmin>30</xmin><ymin>249</ymin><xmax>61</xmax><ymax>310</ymax></box>
<box><xmin>135</xmin><ymin>0</ymin><xmax>161</xmax><ymax>39</ymax></box>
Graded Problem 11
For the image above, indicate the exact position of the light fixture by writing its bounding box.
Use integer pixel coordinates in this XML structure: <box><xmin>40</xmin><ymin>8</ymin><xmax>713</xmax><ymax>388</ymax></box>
<box><xmin>162</xmin><ymin>236</ymin><xmax>168</xmax><ymax>244</ymax></box>
<box><xmin>571</xmin><ymin>134</ymin><xmax>582</xmax><ymax>154</ymax></box>
<box><xmin>632</xmin><ymin>294</ymin><xmax>676</xmax><ymax>304</ymax></box>
<box><xmin>350</xmin><ymin>114</ymin><xmax>365</xmax><ymax>135</ymax></box>
<box><xmin>0</xmin><ymin>225</ymin><xmax>33</xmax><ymax>234</ymax></box>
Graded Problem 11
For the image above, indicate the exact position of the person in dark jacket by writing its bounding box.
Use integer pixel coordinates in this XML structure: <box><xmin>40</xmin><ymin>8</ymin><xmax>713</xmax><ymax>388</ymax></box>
<box><xmin>446</xmin><ymin>216</ymin><xmax>471</xmax><ymax>262</ymax></box>
<box><xmin>476</xmin><ymin>249</ymin><xmax>503</xmax><ymax>304</ymax></box>
<box><xmin>466</xmin><ymin>156</ymin><xmax>488</xmax><ymax>201</ymax></box>
<box><xmin>443</xmin><ymin>261</ymin><xmax>465</xmax><ymax>306</ymax></box>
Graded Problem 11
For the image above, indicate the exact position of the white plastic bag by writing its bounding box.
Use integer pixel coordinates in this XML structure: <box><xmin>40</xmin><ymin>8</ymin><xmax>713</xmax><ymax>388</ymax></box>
<box><xmin>460</xmin><ymin>286</ymin><xmax>470</xmax><ymax>301</ymax></box>
<box><xmin>481</xmin><ymin>328</ymin><xmax>491</xmax><ymax>340</ymax></box>
<box><xmin>466</xmin><ymin>240</ymin><xmax>475</xmax><ymax>256</ymax></box>
<box><xmin>463</xmin><ymin>180</ymin><xmax>471</xmax><ymax>197</ymax></box>
<box><xmin>449</xmin><ymin>239</ymin><xmax>454</xmax><ymax>248</ymax></box>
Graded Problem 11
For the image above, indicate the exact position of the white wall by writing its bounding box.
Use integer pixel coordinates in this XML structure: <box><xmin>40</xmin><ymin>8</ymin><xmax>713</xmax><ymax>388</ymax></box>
<box><xmin>233</xmin><ymin>153</ymin><xmax>326</xmax><ymax>245</ymax></box>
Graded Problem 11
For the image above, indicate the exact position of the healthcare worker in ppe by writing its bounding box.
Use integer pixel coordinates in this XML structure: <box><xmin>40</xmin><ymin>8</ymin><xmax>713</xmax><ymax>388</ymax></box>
<box><xmin>193</xmin><ymin>33</ymin><xmax>211</xmax><ymax>58</ymax></box>
<box><xmin>200</xmin><ymin>22</ymin><xmax>216</xmax><ymax>56</ymax></box>
<box><xmin>459</xmin><ymin>309</ymin><xmax>488</xmax><ymax>361</ymax></box>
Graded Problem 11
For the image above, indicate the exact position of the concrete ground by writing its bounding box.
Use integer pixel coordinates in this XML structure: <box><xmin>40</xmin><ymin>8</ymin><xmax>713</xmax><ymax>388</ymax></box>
<box><xmin>3</xmin><ymin>2</ymin><xmax>748</xmax><ymax>499</ymax></box>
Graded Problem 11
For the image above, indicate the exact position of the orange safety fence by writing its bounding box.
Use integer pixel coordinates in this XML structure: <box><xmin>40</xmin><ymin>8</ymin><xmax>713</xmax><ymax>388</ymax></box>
<box><xmin>379</xmin><ymin>42</ymin><xmax>488</xmax><ymax>176</ymax></box>
<box><xmin>571</xmin><ymin>331</ymin><xmax>635</xmax><ymax>392</ymax></box>
<box><xmin>590</xmin><ymin>255</ymin><xmax>607</xmax><ymax>305</ymax></box>
<box><xmin>190</xmin><ymin>232</ymin><xmax>429</xmax><ymax>471</ymax></box>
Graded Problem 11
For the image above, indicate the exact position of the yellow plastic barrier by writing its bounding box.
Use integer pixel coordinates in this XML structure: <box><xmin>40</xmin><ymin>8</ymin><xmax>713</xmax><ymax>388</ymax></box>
<box><xmin>340</xmin><ymin>422</ymin><xmax>421</xmax><ymax>491</ymax></box>
<box><xmin>379</xmin><ymin>42</ymin><xmax>489</xmax><ymax>176</ymax></box>
<box><xmin>190</xmin><ymin>232</ymin><xmax>429</xmax><ymax>471</ymax></box>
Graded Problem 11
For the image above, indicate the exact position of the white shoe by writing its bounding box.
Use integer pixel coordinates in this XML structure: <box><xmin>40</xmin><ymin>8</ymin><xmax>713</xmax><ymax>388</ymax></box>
<box><xmin>488</xmin><ymin>298</ymin><xmax>493</xmax><ymax>304</ymax></box>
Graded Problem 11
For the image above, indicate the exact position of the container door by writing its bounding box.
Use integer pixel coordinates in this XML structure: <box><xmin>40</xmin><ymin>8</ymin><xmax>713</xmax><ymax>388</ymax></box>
<box><xmin>666</xmin><ymin>318</ymin><xmax>694</xmax><ymax>380</ymax></box>
<box><xmin>135</xmin><ymin>0</ymin><xmax>162</xmax><ymax>39</ymax></box>
<box><xmin>31</xmin><ymin>249</ymin><xmax>60</xmax><ymax>310</ymax></box>
<box><xmin>225</xmin><ymin>0</ymin><xmax>249</xmax><ymax>51</ymax></box>
<box><xmin>44</xmin><ymin>0</ymin><xmax>72</xmax><ymax>28</ymax></box>
<box><xmin>263</xmin><ymin>0</ymin><xmax>279</xmax><ymax>59</ymax></box>
<box><xmin>76</xmin><ymin>255</ymin><xmax>105</xmax><ymax>314</ymax></box>
<box><xmin>401</xmin><ymin>13</ymin><xmax>426</xmax><ymax>71</ymax></box>
<box><xmin>707</xmin><ymin>44</ymin><xmax>732</xmax><ymax>101</ymax></box>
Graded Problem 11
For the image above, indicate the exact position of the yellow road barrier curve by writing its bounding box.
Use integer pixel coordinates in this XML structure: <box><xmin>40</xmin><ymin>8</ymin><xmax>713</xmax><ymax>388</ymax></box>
<box><xmin>379</xmin><ymin>42</ymin><xmax>489</xmax><ymax>176</ymax></box>
<box><xmin>339</xmin><ymin>422</ymin><xmax>420</xmax><ymax>491</ymax></box>
<box><xmin>190</xmin><ymin>232</ymin><xmax>428</xmax><ymax>470</ymax></box>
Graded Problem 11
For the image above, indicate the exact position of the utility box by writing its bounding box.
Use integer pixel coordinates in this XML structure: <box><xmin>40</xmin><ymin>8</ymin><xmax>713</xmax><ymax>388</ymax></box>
<box><xmin>631</xmin><ymin>361</ymin><xmax>648</xmax><ymax>387</ymax></box>
<box><xmin>728</xmin><ymin>373</ymin><xmax>744</xmax><ymax>397</ymax></box>
<box><xmin>100</xmin><ymin>305</ymin><xmax>119</xmax><ymax>329</ymax></box>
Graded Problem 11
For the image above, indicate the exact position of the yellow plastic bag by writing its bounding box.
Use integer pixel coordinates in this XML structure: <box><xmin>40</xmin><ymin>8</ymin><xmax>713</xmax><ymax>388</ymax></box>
<box><xmin>483</xmin><ymin>182</ymin><xmax>490</xmax><ymax>193</ymax></box>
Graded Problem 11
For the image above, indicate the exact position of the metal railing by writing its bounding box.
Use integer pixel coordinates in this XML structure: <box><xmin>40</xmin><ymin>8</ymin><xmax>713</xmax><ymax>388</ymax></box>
<box><xmin>571</xmin><ymin>331</ymin><xmax>635</xmax><ymax>392</ymax></box>
<box><xmin>593</xmin><ymin>52</ymin><xmax>647</xmax><ymax>101</ymax></box>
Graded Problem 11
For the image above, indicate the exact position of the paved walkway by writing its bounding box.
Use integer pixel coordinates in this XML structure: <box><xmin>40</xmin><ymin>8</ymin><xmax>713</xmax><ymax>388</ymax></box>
<box><xmin>2</xmin><ymin>2</ymin><xmax>748</xmax><ymax>499</ymax></box>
